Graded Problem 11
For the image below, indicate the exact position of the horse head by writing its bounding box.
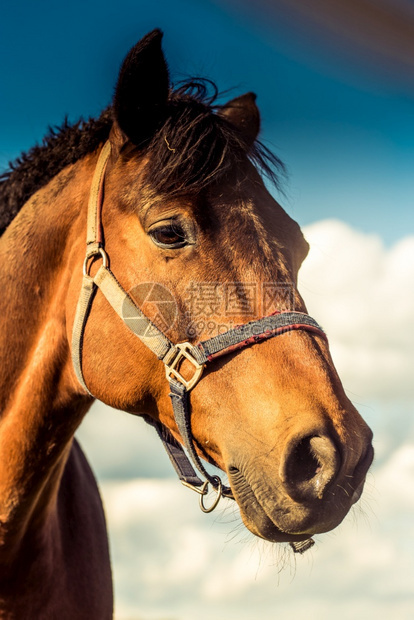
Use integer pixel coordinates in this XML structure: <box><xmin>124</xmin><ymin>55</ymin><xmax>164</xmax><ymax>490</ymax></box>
<box><xmin>67</xmin><ymin>30</ymin><xmax>373</xmax><ymax>546</ymax></box>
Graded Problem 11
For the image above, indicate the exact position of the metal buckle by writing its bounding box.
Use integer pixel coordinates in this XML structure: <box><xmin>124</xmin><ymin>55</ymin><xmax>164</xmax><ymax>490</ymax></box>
<box><xmin>83</xmin><ymin>247</ymin><xmax>108</xmax><ymax>279</ymax></box>
<box><xmin>181</xmin><ymin>476</ymin><xmax>223</xmax><ymax>513</ymax></box>
<box><xmin>164</xmin><ymin>342</ymin><xmax>205</xmax><ymax>391</ymax></box>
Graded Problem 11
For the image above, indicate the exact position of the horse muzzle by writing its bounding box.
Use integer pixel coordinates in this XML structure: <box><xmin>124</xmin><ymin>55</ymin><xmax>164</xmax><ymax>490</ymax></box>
<box><xmin>227</xmin><ymin>431</ymin><xmax>374</xmax><ymax>543</ymax></box>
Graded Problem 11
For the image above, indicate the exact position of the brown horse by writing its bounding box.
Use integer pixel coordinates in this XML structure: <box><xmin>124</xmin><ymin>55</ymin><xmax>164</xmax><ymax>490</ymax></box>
<box><xmin>0</xmin><ymin>30</ymin><xmax>373</xmax><ymax>618</ymax></box>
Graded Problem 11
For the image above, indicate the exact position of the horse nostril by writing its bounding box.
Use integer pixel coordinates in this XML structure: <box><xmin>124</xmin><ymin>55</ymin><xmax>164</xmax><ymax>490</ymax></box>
<box><xmin>281</xmin><ymin>435</ymin><xmax>340</xmax><ymax>501</ymax></box>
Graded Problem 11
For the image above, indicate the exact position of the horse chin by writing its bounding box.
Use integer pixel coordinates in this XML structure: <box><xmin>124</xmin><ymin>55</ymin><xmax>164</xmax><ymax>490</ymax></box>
<box><xmin>228</xmin><ymin>465</ymin><xmax>351</xmax><ymax>544</ymax></box>
<box><xmin>240</xmin><ymin>512</ymin><xmax>314</xmax><ymax>545</ymax></box>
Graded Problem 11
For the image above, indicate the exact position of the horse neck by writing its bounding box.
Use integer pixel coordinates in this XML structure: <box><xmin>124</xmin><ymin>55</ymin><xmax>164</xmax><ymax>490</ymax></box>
<box><xmin>0</xmin><ymin>154</ymin><xmax>95</xmax><ymax>561</ymax></box>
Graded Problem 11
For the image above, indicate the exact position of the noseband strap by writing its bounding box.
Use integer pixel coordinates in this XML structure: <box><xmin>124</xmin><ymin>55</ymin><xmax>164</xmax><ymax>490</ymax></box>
<box><xmin>72</xmin><ymin>142</ymin><xmax>328</xmax><ymax>523</ymax></box>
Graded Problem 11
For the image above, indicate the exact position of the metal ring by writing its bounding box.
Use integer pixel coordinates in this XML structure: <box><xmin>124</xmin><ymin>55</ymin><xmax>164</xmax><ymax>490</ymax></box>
<box><xmin>199</xmin><ymin>476</ymin><xmax>223</xmax><ymax>513</ymax></box>
<box><xmin>83</xmin><ymin>247</ymin><xmax>108</xmax><ymax>278</ymax></box>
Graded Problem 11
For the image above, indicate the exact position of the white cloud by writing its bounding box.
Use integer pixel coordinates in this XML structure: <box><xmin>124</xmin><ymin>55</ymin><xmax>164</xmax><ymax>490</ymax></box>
<box><xmin>77</xmin><ymin>402</ymin><xmax>175</xmax><ymax>481</ymax></box>
<box><xmin>374</xmin><ymin>443</ymin><xmax>414</xmax><ymax>511</ymax></box>
<box><xmin>299</xmin><ymin>220</ymin><xmax>414</xmax><ymax>404</ymax></box>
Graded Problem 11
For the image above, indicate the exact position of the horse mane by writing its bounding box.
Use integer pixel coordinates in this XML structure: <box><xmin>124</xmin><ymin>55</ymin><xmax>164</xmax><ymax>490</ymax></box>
<box><xmin>0</xmin><ymin>109</ymin><xmax>113</xmax><ymax>236</ymax></box>
<box><xmin>0</xmin><ymin>79</ymin><xmax>285</xmax><ymax>236</ymax></box>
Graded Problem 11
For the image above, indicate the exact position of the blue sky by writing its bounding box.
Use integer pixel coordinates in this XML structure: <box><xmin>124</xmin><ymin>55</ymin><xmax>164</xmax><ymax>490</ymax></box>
<box><xmin>1</xmin><ymin>0</ymin><xmax>413</xmax><ymax>244</ymax></box>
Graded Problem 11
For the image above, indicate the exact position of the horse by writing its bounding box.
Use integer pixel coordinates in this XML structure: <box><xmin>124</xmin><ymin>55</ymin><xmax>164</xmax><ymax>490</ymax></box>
<box><xmin>0</xmin><ymin>29</ymin><xmax>373</xmax><ymax>618</ymax></box>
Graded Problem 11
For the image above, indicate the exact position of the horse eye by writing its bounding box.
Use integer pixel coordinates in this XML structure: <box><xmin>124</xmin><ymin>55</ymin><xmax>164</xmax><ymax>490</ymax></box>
<box><xmin>149</xmin><ymin>222</ymin><xmax>188</xmax><ymax>249</ymax></box>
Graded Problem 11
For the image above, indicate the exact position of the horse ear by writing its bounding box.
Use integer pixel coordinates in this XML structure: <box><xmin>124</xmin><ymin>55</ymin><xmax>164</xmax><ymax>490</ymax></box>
<box><xmin>112</xmin><ymin>29</ymin><xmax>170</xmax><ymax>147</ymax></box>
<box><xmin>219</xmin><ymin>92</ymin><xmax>260</xmax><ymax>149</ymax></box>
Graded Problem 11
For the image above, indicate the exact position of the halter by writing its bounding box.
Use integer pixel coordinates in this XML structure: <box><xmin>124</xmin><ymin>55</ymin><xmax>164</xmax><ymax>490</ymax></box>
<box><xmin>72</xmin><ymin>142</ymin><xmax>325</xmax><ymax>549</ymax></box>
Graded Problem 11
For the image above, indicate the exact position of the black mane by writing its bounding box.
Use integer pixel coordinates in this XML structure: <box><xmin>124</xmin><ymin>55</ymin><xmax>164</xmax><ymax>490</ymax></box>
<box><xmin>0</xmin><ymin>109</ymin><xmax>113</xmax><ymax>236</ymax></box>
<box><xmin>0</xmin><ymin>80</ymin><xmax>284</xmax><ymax>236</ymax></box>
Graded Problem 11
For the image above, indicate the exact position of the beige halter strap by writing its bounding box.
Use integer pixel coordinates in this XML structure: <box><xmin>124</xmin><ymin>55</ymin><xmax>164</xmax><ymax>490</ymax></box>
<box><xmin>71</xmin><ymin>141</ymin><xmax>173</xmax><ymax>394</ymax></box>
